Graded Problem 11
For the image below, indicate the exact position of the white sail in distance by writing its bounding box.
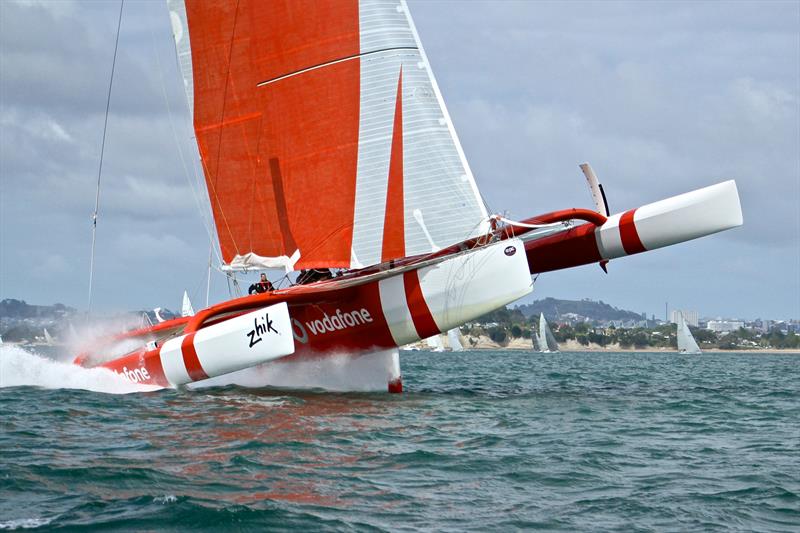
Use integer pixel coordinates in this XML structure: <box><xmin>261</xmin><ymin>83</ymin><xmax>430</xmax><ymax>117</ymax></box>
<box><xmin>447</xmin><ymin>328</ymin><xmax>464</xmax><ymax>352</ymax></box>
<box><xmin>181</xmin><ymin>291</ymin><xmax>195</xmax><ymax>318</ymax></box>
<box><xmin>425</xmin><ymin>335</ymin><xmax>444</xmax><ymax>352</ymax></box>
<box><xmin>534</xmin><ymin>313</ymin><xmax>559</xmax><ymax>353</ymax></box>
<box><xmin>677</xmin><ymin>312</ymin><xmax>701</xmax><ymax>354</ymax></box>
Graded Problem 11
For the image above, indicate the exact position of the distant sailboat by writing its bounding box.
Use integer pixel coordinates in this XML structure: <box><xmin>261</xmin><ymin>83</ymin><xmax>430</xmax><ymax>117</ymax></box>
<box><xmin>425</xmin><ymin>335</ymin><xmax>445</xmax><ymax>352</ymax></box>
<box><xmin>447</xmin><ymin>328</ymin><xmax>464</xmax><ymax>352</ymax></box>
<box><xmin>533</xmin><ymin>313</ymin><xmax>559</xmax><ymax>353</ymax></box>
<box><xmin>676</xmin><ymin>312</ymin><xmax>701</xmax><ymax>354</ymax></box>
<box><xmin>43</xmin><ymin>328</ymin><xmax>54</xmax><ymax>345</ymax></box>
<box><xmin>181</xmin><ymin>291</ymin><xmax>195</xmax><ymax>317</ymax></box>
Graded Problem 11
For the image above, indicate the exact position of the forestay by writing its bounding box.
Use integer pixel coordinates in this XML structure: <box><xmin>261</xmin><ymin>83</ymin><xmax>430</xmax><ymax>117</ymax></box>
<box><xmin>168</xmin><ymin>0</ymin><xmax>488</xmax><ymax>271</ymax></box>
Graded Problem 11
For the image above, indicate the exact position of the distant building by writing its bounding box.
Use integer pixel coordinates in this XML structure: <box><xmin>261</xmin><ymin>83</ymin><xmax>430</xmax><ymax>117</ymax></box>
<box><xmin>707</xmin><ymin>320</ymin><xmax>745</xmax><ymax>333</ymax></box>
<box><xmin>670</xmin><ymin>310</ymin><xmax>699</xmax><ymax>327</ymax></box>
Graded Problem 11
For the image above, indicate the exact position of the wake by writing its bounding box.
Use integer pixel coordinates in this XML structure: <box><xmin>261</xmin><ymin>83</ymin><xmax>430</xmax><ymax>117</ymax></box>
<box><xmin>0</xmin><ymin>344</ymin><xmax>158</xmax><ymax>394</ymax></box>
<box><xmin>0</xmin><ymin>345</ymin><xmax>399</xmax><ymax>394</ymax></box>
<box><xmin>190</xmin><ymin>349</ymin><xmax>399</xmax><ymax>392</ymax></box>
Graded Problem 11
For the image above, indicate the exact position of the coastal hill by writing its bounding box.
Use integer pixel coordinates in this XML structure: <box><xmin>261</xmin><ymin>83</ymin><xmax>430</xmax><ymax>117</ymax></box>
<box><xmin>0</xmin><ymin>299</ymin><xmax>174</xmax><ymax>343</ymax></box>
<box><xmin>0</xmin><ymin>299</ymin><xmax>77</xmax><ymax>342</ymax></box>
<box><xmin>0</xmin><ymin>298</ymin><xmax>75</xmax><ymax>319</ymax></box>
<box><xmin>514</xmin><ymin>298</ymin><xmax>646</xmax><ymax>323</ymax></box>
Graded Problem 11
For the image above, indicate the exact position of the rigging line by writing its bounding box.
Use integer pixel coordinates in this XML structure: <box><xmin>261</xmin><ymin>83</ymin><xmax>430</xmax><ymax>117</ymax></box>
<box><xmin>210</xmin><ymin>0</ymin><xmax>243</xmax><ymax>258</ymax></box>
<box><xmin>206</xmin><ymin>242</ymin><xmax>212</xmax><ymax>307</ymax></box>
<box><xmin>150</xmin><ymin>21</ymin><xmax>223</xmax><ymax>267</ymax></box>
<box><xmin>166</xmin><ymin>8</ymin><xmax>224</xmax><ymax>268</ymax></box>
<box><xmin>166</xmin><ymin>9</ymin><xmax>224</xmax><ymax>268</ymax></box>
<box><xmin>198</xmin><ymin>154</ymin><xmax>241</xmax><ymax>260</ymax></box>
<box><xmin>87</xmin><ymin>0</ymin><xmax>124</xmax><ymax>321</ymax></box>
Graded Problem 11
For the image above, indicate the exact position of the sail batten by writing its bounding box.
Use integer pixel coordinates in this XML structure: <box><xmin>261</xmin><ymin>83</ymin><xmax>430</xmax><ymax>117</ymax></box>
<box><xmin>256</xmin><ymin>46</ymin><xmax>418</xmax><ymax>87</ymax></box>
<box><xmin>169</xmin><ymin>0</ymin><xmax>488</xmax><ymax>271</ymax></box>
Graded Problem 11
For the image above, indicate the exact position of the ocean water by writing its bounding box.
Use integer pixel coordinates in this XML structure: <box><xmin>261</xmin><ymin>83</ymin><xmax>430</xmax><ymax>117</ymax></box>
<box><xmin>1</xmin><ymin>346</ymin><xmax>798</xmax><ymax>532</ymax></box>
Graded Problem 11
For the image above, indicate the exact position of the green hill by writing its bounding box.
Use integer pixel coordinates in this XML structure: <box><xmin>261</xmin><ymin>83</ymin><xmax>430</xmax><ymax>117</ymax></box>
<box><xmin>514</xmin><ymin>298</ymin><xmax>646</xmax><ymax>322</ymax></box>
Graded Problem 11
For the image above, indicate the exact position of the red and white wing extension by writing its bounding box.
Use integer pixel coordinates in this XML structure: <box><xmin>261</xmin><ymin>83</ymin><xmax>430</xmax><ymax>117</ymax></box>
<box><xmin>168</xmin><ymin>0</ymin><xmax>488</xmax><ymax>271</ymax></box>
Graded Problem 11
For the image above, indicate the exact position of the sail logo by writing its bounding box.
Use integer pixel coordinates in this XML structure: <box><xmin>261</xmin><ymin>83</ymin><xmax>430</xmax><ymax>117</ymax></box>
<box><xmin>291</xmin><ymin>308</ymin><xmax>374</xmax><ymax>344</ymax></box>
<box><xmin>246</xmin><ymin>312</ymin><xmax>279</xmax><ymax>348</ymax></box>
<box><xmin>504</xmin><ymin>245</ymin><xmax>516</xmax><ymax>256</ymax></box>
<box><xmin>116</xmin><ymin>366</ymin><xmax>150</xmax><ymax>383</ymax></box>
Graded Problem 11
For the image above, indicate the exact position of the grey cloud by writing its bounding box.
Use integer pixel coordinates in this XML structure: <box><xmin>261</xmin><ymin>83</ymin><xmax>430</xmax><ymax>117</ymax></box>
<box><xmin>410</xmin><ymin>0</ymin><xmax>798</xmax><ymax>252</ymax></box>
<box><xmin>1</xmin><ymin>0</ymin><xmax>183</xmax><ymax>119</ymax></box>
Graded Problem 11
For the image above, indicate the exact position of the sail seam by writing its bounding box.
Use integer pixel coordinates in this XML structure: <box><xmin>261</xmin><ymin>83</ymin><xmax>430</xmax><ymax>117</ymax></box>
<box><xmin>256</xmin><ymin>46</ymin><xmax>418</xmax><ymax>88</ymax></box>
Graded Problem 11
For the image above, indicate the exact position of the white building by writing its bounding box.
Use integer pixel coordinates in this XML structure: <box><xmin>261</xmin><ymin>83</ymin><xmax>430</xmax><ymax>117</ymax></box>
<box><xmin>670</xmin><ymin>309</ymin><xmax>699</xmax><ymax>327</ymax></box>
<box><xmin>707</xmin><ymin>320</ymin><xmax>745</xmax><ymax>333</ymax></box>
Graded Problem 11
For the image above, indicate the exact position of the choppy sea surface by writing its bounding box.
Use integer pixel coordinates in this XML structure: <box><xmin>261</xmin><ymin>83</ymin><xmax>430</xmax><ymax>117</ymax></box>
<box><xmin>1</xmin><ymin>345</ymin><xmax>798</xmax><ymax>532</ymax></box>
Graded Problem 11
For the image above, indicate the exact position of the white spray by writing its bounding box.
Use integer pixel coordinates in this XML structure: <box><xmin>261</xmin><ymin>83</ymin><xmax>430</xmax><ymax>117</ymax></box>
<box><xmin>0</xmin><ymin>344</ymin><xmax>158</xmax><ymax>394</ymax></box>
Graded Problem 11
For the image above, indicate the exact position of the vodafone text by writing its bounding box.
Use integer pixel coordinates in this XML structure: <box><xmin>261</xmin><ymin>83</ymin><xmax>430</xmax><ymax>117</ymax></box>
<box><xmin>293</xmin><ymin>308</ymin><xmax>373</xmax><ymax>343</ymax></box>
<box><xmin>117</xmin><ymin>366</ymin><xmax>150</xmax><ymax>383</ymax></box>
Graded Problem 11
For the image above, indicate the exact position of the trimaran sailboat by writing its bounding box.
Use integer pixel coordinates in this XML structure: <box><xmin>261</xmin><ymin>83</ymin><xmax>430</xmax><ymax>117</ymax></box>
<box><xmin>74</xmin><ymin>0</ymin><xmax>741</xmax><ymax>392</ymax></box>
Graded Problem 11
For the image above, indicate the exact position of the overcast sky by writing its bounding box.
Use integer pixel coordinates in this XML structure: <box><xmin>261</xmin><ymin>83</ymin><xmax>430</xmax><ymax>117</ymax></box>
<box><xmin>1</xmin><ymin>0</ymin><xmax>798</xmax><ymax>320</ymax></box>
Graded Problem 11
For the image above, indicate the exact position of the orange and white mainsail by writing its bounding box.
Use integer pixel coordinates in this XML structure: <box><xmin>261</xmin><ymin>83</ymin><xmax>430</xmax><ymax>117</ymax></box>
<box><xmin>168</xmin><ymin>0</ymin><xmax>488</xmax><ymax>271</ymax></box>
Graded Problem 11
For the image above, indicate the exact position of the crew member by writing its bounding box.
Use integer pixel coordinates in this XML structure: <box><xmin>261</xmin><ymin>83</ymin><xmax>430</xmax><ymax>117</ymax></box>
<box><xmin>296</xmin><ymin>268</ymin><xmax>333</xmax><ymax>285</ymax></box>
<box><xmin>248</xmin><ymin>273</ymin><xmax>274</xmax><ymax>295</ymax></box>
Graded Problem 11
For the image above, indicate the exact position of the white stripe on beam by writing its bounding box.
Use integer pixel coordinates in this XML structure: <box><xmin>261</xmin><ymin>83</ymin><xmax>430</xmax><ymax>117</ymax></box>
<box><xmin>378</xmin><ymin>276</ymin><xmax>418</xmax><ymax>346</ymax></box>
<box><xmin>159</xmin><ymin>336</ymin><xmax>189</xmax><ymax>386</ymax></box>
<box><xmin>595</xmin><ymin>213</ymin><xmax>626</xmax><ymax>259</ymax></box>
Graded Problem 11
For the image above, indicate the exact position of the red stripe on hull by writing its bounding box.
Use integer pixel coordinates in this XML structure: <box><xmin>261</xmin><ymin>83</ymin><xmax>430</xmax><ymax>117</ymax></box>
<box><xmin>181</xmin><ymin>333</ymin><xmax>209</xmax><ymax>382</ymax></box>
<box><xmin>524</xmin><ymin>223</ymin><xmax>602</xmax><ymax>274</ymax></box>
<box><xmin>619</xmin><ymin>209</ymin><xmax>646</xmax><ymax>255</ymax></box>
<box><xmin>403</xmin><ymin>270</ymin><xmax>439</xmax><ymax>339</ymax></box>
<box><xmin>388</xmin><ymin>376</ymin><xmax>403</xmax><ymax>393</ymax></box>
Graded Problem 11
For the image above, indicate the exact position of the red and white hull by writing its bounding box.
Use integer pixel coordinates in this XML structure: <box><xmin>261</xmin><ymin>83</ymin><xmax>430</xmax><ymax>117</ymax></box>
<box><xmin>77</xmin><ymin>180</ymin><xmax>742</xmax><ymax>392</ymax></box>
<box><xmin>81</xmin><ymin>237</ymin><xmax>533</xmax><ymax>391</ymax></box>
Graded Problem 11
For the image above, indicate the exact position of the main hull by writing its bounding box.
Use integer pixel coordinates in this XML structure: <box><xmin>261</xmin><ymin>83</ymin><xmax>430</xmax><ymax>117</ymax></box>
<box><xmin>79</xmin><ymin>238</ymin><xmax>532</xmax><ymax>390</ymax></box>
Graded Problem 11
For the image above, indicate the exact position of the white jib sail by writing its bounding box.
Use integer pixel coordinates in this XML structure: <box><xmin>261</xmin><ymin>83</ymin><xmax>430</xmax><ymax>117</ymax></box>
<box><xmin>182</xmin><ymin>290</ymin><xmax>195</xmax><ymax>318</ymax></box>
<box><xmin>677</xmin><ymin>312</ymin><xmax>701</xmax><ymax>354</ymax></box>
<box><xmin>447</xmin><ymin>328</ymin><xmax>464</xmax><ymax>352</ymax></box>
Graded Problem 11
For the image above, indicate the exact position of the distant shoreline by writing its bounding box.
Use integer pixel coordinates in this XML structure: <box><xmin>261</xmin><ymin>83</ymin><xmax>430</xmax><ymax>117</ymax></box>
<box><xmin>416</xmin><ymin>335</ymin><xmax>800</xmax><ymax>354</ymax></box>
<box><xmin>4</xmin><ymin>339</ymin><xmax>798</xmax><ymax>356</ymax></box>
